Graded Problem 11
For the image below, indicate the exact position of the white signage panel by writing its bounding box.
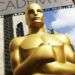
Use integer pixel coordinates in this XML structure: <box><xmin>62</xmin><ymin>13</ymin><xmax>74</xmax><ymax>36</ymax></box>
<box><xmin>0</xmin><ymin>0</ymin><xmax>74</xmax><ymax>15</ymax></box>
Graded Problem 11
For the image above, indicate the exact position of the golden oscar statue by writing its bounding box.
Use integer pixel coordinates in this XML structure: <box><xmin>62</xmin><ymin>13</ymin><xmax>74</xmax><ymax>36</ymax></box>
<box><xmin>9</xmin><ymin>3</ymin><xmax>75</xmax><ymax>75</ymax></box>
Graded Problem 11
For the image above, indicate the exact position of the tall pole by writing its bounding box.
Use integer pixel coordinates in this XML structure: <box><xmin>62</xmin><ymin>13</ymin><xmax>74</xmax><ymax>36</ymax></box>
<box><xmin>4</xmin><ymin>14</ymin><xmax>14</xmax><ymax>75</ymax></box>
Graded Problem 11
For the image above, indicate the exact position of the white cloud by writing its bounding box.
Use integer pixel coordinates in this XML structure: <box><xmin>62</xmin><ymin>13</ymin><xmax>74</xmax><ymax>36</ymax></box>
<box><xmin>51</xmin><ymin>8</ymin><xmax>75</xmax><ymax>29</ymax></box>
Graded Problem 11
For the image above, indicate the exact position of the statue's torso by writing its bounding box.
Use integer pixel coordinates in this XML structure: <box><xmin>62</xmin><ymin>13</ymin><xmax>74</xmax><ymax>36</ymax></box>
<box><xmin>20</xmin><ymin>33</ymin><xmax>63</xmax><ymax>59</ymax></box>
<box><xmin>18</xmin><ymin>33</ymin><xmax>67</xmax><ymax>75</ymax></box>
<box><xmin>11</xmin><ymin>32</ymin><xmax>71</xmax><ymax>75</ymax></box>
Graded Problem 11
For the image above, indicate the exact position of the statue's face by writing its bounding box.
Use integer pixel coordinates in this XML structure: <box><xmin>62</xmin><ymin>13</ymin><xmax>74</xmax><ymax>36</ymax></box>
<box><xmin>27</xmin><ymin>3</ymin><xmax>44</xmax><ymax>25</ymax></box>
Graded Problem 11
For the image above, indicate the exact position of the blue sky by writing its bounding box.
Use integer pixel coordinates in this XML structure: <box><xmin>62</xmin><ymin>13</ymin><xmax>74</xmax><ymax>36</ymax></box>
<box><xmin>44</xmin><ymin>7</ymin><xmax>75</xmax><ymax>48</ymax></box>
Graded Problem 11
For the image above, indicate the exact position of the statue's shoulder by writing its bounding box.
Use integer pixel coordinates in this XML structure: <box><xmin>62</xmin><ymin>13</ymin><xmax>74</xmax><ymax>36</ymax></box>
<box><xmin>9</xmin><ymin>36</ymin><xmax>25</xmax><ymax>50</ymax></box>
<box><xmin>54</xmin><ymin>33</ymin><xmax>70</xmax><ymax>44</ymax></box>
<box><xmin>20</xmin><ymin>34</ymin><xmax>43</xmax><ymax>49</ymax></box>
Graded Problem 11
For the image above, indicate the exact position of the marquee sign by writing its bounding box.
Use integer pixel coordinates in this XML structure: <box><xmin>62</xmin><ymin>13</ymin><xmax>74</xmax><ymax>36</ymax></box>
<box><xmin>0</xmin><ymin>0</ymin><xmax>74</xmax><ymax>15</ymax></box>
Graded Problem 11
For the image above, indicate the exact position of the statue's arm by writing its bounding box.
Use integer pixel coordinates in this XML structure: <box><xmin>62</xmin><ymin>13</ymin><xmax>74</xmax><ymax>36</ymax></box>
<box><xmin>9</xmin><ymin>38</ymin><xmax>40</xmax><ymax>75</ymax></box>
<box><xmin>42</xmin><ymin>61</ymin><xmax>75</xmax><ymax>74</ymax></box>
<box><xmin>13</xmin><ymin>47</ymin><xmax>55</xmax><ymax>75</ymax></box>
<box><xmin>63</xmin><ymin>36</ymin><xmax>75</xmax><ymax>63</ymax></box>
<box><xmin>9</xmin><ymin>38</ymin><xmax>22</xmax><ymax>73</ymax></box>
<box><xmin>13</xmin><ymin>46</ymin><xmax>55</xmax><ymax>75</ymax></box>
<box><xmin>9</xmin><ymin>38</ymin><xmax>36</xmax><ymax>75</ymax></box>
<box><xmin>14</xmin><ymin>55</ymin><xmax>38</xmax><ymax>75</ymax></box>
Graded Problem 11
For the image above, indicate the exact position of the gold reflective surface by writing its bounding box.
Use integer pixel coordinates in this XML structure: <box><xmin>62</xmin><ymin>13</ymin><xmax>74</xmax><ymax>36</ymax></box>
<box><xmin>9</xmin><ymin>3</ymin><xmax>75</xmax><ymax>75</ymax></box>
